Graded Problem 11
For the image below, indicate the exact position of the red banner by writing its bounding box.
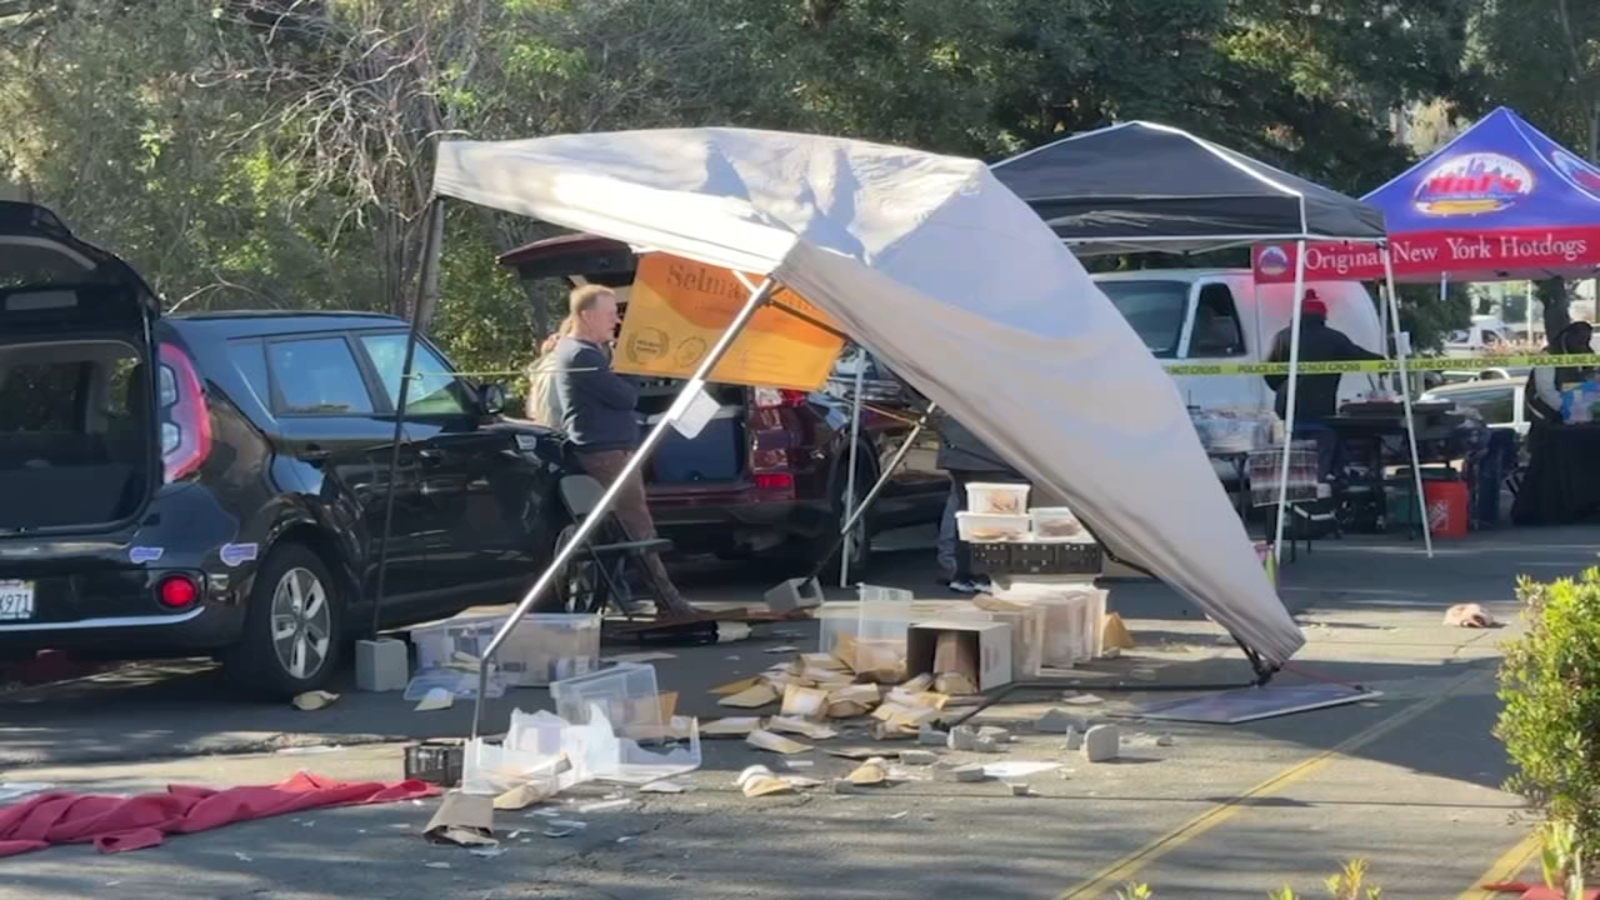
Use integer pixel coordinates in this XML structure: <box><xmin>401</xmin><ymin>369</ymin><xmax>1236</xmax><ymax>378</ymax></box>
<box><xmin>1251</xmin><ymin>226</ymin><xmax>1600</xmax><ymax>283</ymax></box>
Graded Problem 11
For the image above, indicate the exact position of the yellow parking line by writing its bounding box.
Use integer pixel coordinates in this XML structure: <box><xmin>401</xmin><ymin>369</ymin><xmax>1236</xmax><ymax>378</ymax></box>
<box><xmin>1455</xmin><ymin>831</ymin><xmax>1542</xmax><ymax>900</ymax></box>
<box><xmin>1058</xmin><ymin>667</ymin><xmax>1488</xmax><ymax>899</ymax></box>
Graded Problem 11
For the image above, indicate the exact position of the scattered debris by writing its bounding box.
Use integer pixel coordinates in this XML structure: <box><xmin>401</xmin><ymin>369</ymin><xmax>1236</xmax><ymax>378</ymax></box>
<box><xmin>720</xmin><ymin>683</ymin><xmax>780</xmax><ymax>709</ymax></box>
<box><xmin>543</xmin><ymin>827</ymin><xmax>576</xmax><ymax>839</ymax></box>
<box><xmin>946</xmin><ymin>725</ymin><xmax>980</xmax><ymax>751</ymax></box>
<box><xmin>234</xmin><ymin>851</ymin><xmax>253</xmax><ymax>862</ymax></box>
<box><xmin>934</xmin><ymin>763</ymin><xmax>988</xmax><ymax>784</ymax></box>
<box><xmin>764</xmin><ymin>645</ymin><xmax>802</xmax><ymax>654</ymax></box>
<box><xmin>425</xmin><ymin>861</ymin><xmax>453</xmax><ymax>869</ymax></box>
<box><xmin>983</xmin><ymin>761</ymin><xmax>1062</xmax><ymax>779</ymax></box>
<box><xmin>886</xmin><ymin>811</ymin><xmax>909</xmax><ymax>821</ymax></box>
<box><xmin>847</xmin><ymin>760</ymin><xmax>890</xmax><ymax>786</ymax></box>
<box><xmin>1063</xmin><ymin>728</ymin><xmax>1085</xmax><ymax>752</ymax></box>
<box><xmin>640</xmin><ymin>780</ymin><xmax>689</xmax><ymax>794</ymax></box>
<box><xmin>494</xmin><ymin>781</ymin><xmax>557</xmax><ymax>811</ymax></box>
<box><xmin>413</xmin><ymin>687</ymin><xmax>455</xmax><ymax>712</ymax></box>
<box><xmin>898</xmin><ymin>749</ymin><xmax>938</xmax><ymax>766</ymax></box>
<box><xmin>737</xmin><ymin>765</ymin><xmax>799</xmax><ymax>797</ymax></box>
<box><xmin>1035</xmin><ymin>708</ymin><xmax>1079</xmax><ymax>734</ymax></box>
<box><xmin>547</xmin><ymin>819</ymin><xmax>587</xmax><ymax>830</ymax></box>
<box><xmin>977</xmin><ymin>726</ymin><xmax>1013</xmax><ymax>743</ymax></box>
<box><xmin>470</xmin><ymin>846</ymin><xmax>508</xmax><ymax>858</ymax></box>
<box><xmin>918</xmin><ymin>725</ymin><xmax>949</xmax><ymax>746</ymax></box>
<box><xmin>1005</xmin><ymin>783</ymin><xmax>1033</xmax><ymax>797</ymax></box>
<box><xmin>830</xmin><ymin>778</ymin><xmax>862</xmax><ymax>794</ymax></box>
<box><xmin>1444</xmin><ymin>603</ymin><xmax>1498</xmax><ymax>628</ymax></box>
<box><xmin>1082</xmin><ymin>724</ymin><xmax>1121</xmax><ymax>763</ymax></box>
<box><xmin>608</xmin><ymin>651</ymin><xmax>678</xmax><ymax>664</ymax></box>
<box><xmin>781</xmin><ymin>684</ymin><xmax>830</xmax><ymax>718</ymax></box>
<box><xmin>292</xmin><ymin>690</ymin><xmax>339</xmax><ymax>711</ymax></box>
<box><xmin>1061</xmin><ymin>693</ymin><xmax>1104</xmax><ymax>706</ymax></box>
<box><xmin>578</xmin><ymin>798</ymin><xmax>634</xmax><ymax>814</ymax></box>
<box><xmin>1156</xmin><ymin>734</ymin><xmax>1176</xmax><ymax>747</ymax></box>
<box><xmin>1101</xmin><ymin>613</ymin><xmax>1136</xmax><ymax>654</ymax></box>
<box><xmin>747</xmin><ymin>729</ymin><xmax>813</xmax><ymax>755</ymax></box>
<box><xmin>825</xmin><ymin>746</ymin><xmax>885</xmax><ymax>761</ymax></box>
<box><xmin>971</xmin><ymin>736</ymin><xmax>1004</xmax><ymax>754</ymax></box>
<box><xmin>768</xmin><ymin>715</ymin><xmax>839</xmax><ymax>741</ymax></box>
<box><xmin>702</xmin><ymin>716</ymin><xmax>763</xmax><ymax>737</ymax></box>
<box><xmin>424</xmin><ymin>791</ymin><xmax>497</xmax><ymax>847</ymax></box>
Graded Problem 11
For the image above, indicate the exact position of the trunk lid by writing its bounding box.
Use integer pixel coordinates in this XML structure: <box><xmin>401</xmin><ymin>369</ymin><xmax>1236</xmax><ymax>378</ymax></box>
<box><xmin>0</xmin><ymin>202</ymin><xmax>165</xmax><ymax>537</ymax></box>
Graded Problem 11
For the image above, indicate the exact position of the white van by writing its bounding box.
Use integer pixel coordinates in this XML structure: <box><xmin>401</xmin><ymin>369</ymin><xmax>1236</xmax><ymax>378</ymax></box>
<box><xmin>1090</xmin><ymin>268</ymin><xmax>1387</xmax><ymax>415</ymax></box>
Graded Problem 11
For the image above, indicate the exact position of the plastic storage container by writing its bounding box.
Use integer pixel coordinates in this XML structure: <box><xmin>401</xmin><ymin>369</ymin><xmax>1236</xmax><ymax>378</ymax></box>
<box><xmin>965</xmin><ymin>482</ymin><xmax>1031</xmax><ymax>514</ymax></box>
<box><xmin>548</xmin><ymin>663</ymin><xmax>701</xmax><ymax>784</ymax></box>
<box><xmin>818</xmin><ymin>589</ymin><xmax>915</xmax><ymax>680</ymax></box>
<box><xmin>1028</xmin><ymin>507</ymin><xmax>1086</xmax><ymax>540</ymax></box>
<box><xmin>956</xmin><ymin>511</ymin><xmax>1029</xmax><ymax>542</ymax></box>
<box><xmin>411</xmin><ymin>612</ymin><xmax>601</xmax><ymax>687</ymax></box>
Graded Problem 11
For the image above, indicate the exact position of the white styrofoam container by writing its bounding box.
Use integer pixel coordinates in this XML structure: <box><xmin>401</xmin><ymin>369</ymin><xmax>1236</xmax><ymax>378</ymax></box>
<box><xmin>965</xmin><ymin>482</ymin><xmax>1031</xmax><ymax>515</ymax></box>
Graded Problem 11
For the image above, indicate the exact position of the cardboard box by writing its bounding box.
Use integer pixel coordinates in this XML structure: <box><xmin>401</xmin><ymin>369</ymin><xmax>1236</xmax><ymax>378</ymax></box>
<box><xmin>906</xmin><ymin>620</ymin><xmax>1013</xmax><ymax>692</ymax></box>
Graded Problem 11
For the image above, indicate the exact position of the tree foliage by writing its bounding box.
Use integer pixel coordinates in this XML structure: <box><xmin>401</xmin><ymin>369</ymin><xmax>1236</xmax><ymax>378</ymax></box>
<box><xmin>0</xmin><ymin>0</ymin><xmax>1579</xmax><ymax>365</ymax></box>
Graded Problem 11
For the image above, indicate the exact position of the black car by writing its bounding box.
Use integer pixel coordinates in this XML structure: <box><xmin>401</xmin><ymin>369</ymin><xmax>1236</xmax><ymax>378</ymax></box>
<box><xmin>0</xmin><ymin>202</ymin><xmax>571</xmax><ymax>697</ymax></box>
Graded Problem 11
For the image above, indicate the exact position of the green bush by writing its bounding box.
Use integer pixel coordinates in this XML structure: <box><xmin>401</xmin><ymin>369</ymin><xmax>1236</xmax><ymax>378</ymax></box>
<box><xmin>1113</xmin><ymin>860</ymin><xmax>1380</xmax><ymax>899</ymax></box>
<box><xmin>1496</xmin><ymin>571</ymin><xmax>1600</xmax><ymax>889</ymax></box>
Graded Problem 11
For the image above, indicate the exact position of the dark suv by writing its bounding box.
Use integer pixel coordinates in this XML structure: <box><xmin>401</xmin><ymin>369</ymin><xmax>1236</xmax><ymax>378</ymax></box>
<box><xmin>500</xmin><ymin>234</ymin><xmax>950</xmax><ymax>569</ymax></box>
<box><xmin>0</xmin><ymin>202</ymin><xmax>570</xmax><ymax>697</ymax></box>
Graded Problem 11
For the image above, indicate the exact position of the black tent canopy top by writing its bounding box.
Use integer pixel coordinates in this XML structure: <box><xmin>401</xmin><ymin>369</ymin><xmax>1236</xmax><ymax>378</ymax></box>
<box><xmin>990</xmin><ymin>121</ymin><xmax>1388</xmax><ymax>256</ymax></box>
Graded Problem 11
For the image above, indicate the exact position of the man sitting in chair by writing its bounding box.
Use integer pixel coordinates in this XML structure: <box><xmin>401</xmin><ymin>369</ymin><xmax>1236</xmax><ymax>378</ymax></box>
<box><xmin>555</xmin><ymin>285</ymin><xmax>696</xmax><ymax>620</ymax></box>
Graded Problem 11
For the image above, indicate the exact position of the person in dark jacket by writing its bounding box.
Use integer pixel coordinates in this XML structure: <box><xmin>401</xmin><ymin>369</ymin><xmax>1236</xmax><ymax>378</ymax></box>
<box><xmin>1262</xmin><ymin>290</ymin><xmax>1383</xmax><ymax>477</ymax></box>
<box><xmin>935</xmin><ymin>414</ymin><xmax>1026</xmax><ymax>593</ymax></box>
<box><xmin>555</xmin><ymin>285</ymin><xmax>692</xmax><ymax>619</ymax></box>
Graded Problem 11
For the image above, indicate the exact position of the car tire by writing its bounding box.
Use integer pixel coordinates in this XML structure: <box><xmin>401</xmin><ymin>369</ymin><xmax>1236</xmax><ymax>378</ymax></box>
<box><xmin>223</xmin><ymin>542</ymin><xmax>343</xmax><ymax>699</ymax></box>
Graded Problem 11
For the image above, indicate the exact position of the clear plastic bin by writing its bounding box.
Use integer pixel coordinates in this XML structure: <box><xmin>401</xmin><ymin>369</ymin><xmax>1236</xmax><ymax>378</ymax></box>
<box><xmin>411</xmin><ymin>612</ymin><xmax>601</xmax><ymax>688</ymax></box>
<box><xmin>1028</xmin><ymin>507</ymin><xmax>1086</xmax><ymax>541</ymax></box>
<box><xmin>965</xmin><ymin>482</ymin><xmax>1031</xmax><ymax>514</ymax></box>
<box><xmin>548</xmin><ymin>664</ymin><xmax>700</xmax><ymax>784</ymax></box>
<box><xmin>956</xmin><ymin>511</ymin><xmax>1029</xmax><ymax>542</ymax></box>
<box><xmin>403</xmin><ymin>666</ymin><xmax>505</xmax><ymax>701</ymax></box>
<box><xmin>818</xmin><ymin>595</ymin><xmax>914</xmax><ymax>680</ymax></box>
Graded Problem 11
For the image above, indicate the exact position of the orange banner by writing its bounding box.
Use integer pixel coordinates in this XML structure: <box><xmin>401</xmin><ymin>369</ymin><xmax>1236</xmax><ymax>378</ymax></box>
<box><xmin>613</xmin><ymin>253</ymin><xmax>847</xmax><ymax>391</ymax></box>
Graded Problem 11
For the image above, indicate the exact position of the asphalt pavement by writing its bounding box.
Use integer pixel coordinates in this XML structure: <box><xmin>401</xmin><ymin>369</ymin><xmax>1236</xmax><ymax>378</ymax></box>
<box><xmin>1</xmin><ymin>524</ymin><xmax>1591</xmax><ymax>899</ymax></box>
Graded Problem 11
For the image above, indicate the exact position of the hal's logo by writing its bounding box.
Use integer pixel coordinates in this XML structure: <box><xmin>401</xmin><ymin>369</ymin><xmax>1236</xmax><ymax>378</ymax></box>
<box><xmin>1412</xmin><ymin>152</ymin><xmax>1533</xmax><ymax>216</ymax></box>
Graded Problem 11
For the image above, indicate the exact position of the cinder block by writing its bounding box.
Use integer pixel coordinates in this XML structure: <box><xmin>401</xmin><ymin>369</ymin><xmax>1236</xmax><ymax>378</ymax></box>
<box><xmin>1082</xmin><ymin>724</ymin><xmax>1120</xmax><ymax>763</ymax></box>
<box><xmin>356</xmin><ymin>638</ymin><xmax>408</xmax><ymax>692</ymax></box>
<box><xmin>764</xmin><ymin>577</ymin><xmax>824</xmax><ymax>615</ymax></box>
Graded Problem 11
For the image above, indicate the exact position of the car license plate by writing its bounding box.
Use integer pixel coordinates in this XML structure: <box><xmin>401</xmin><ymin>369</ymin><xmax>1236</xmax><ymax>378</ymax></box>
<box><xmin>0</xmin><ymin>580</ymin><xmax>35</xmax><ymax>622</ymax></box>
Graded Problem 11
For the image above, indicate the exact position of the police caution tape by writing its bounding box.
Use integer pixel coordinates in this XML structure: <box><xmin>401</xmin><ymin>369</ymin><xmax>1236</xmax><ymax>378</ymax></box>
<box><xmin>1163</xmin><ymin>353</ymin><xmax>1600</xmax><ymax>377</ymax></box>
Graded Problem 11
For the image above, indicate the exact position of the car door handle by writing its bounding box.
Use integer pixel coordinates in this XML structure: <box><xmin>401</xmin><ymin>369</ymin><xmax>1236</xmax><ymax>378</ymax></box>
<box><xmin>415</xmin><ymin>448</ymin><xmax>444</xmax><ymax>466</ymax></box>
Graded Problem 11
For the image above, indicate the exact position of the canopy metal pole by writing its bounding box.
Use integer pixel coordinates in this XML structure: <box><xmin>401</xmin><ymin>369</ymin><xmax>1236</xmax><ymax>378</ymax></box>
<box><xmin>1272</xmin><ymin>240</ymin><xmax>1308</xmax><ymax>562</ymax></box>
<box><xmin>809</xmin><ymin>402</ymin><xmax>939</xmax><ymax>583</ymax></box>
<box><xmin>470</xmin><ymin>277</ymin><xmax>779</xmax><ymax>740</ymax></box>
<box><xmin>370</xmin><ymin>198</ymin><xmax>444</xmax><ymax>638</ymax></box>
<box><xmin>839</xmin><ymin>352</ymin><xmax>868</xmax><ymax>587</ymax></box>
<box><xmin>1385</xmin><ymin>248</ymin><xmax>1434</xmax><ymax>557</ymax></box>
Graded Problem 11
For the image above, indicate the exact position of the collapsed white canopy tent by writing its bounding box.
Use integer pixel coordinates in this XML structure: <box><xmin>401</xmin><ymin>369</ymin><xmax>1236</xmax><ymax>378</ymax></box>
<box><xmin>427</xmin><ymin>127</ymin><xmax>1305</xmax><ymax>729</ymax></box>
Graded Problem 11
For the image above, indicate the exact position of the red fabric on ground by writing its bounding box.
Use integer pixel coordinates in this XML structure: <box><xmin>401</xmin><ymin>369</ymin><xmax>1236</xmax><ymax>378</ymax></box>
<box><xmin>1481</xmin><ymin>884</ymin><xmax>1600</xmax><ymax>899</ymax></box>
<box><xmin>0</xmin><ymin>772</ymin><xmax>438</xmax><ymax>857</ymax></box>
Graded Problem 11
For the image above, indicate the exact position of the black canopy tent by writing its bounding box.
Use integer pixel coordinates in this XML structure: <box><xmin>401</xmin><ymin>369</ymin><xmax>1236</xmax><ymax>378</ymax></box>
<box><xmin>990</xmin><ymin>120</ymin><xmax>1432</xmax><ymax>557</ymax></box>
<box><xmin>990</xmin><ymin>121</ymin><xmax>1388</xmax><ymax>256</ymax></box>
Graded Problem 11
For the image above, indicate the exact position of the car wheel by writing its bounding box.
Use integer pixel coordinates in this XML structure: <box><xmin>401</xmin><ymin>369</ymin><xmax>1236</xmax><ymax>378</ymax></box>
<box><xmin>224</xmin><ymin>543</ymin><xmax>342</xmax><ymax>699</ymax></box>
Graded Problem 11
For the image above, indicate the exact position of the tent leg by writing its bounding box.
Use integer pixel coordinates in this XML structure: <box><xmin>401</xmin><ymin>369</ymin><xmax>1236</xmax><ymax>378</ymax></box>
<box><xmin>469</xmin><ymin>277</ymin><xmax>780</xmax><ymax>740</ymax></box>
<box><xmin>806</xmin><ymin>402</ymin><xmax>940</xmax><ymax>582</ymax></box>
<box><xmin>1386</xmin><ymin>249</ymin><xmax>1433</xmax><ymax>557</ymax></box>
<box><xmin>839</xmin><ymin>354</ymin><xmax>868</xmax><ymax>587</ymax></box>
<box><xmin>370</xmin><ymin>198</ymin><xmax>444</xmax><ymax>638</ymax></box>
<box><xmin>1272</xmin><ymin>241</ymin><xmax>1308</xmax><ymax>563</ymax></box>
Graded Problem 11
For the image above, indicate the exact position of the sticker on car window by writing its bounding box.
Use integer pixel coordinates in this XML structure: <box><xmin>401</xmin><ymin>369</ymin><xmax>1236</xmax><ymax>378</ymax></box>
<box><xmin>220</xmin><ymin>543</ymin><xmax>260</xmax><ymax>568</ymax></box>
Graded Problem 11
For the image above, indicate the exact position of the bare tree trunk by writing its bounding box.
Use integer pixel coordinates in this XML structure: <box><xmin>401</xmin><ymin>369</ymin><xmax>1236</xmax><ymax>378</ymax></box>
<box><xmin>412</xmin><ymin>204</ymin><xmax>445</xmax><ymax>332</ymax></box>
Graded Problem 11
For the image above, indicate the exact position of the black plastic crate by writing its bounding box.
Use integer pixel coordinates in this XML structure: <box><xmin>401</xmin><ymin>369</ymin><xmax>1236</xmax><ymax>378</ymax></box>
<box><xmin>967</xmin><ymin>541</ymin><xmax>1103</xmax><ymax>576</ymax></box>
<box><xmin>404</xmin><ymin>740</ymin><xmax>464</xmax><ymax>788</ymax></box>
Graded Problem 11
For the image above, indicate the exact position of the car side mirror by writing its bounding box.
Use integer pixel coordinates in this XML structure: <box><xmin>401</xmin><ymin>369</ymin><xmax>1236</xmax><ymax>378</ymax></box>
<box><xmin>479</xmin><ymin>382</ymin><xmax>508</xmax><ymax>415</ymax></box>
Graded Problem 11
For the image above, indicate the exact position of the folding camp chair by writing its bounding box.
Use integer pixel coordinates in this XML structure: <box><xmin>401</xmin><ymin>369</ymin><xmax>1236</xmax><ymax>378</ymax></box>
<box><xmin>555</xmin><ymin>474</ymin><xmax>676</xmax><ymax>618</ymax></box>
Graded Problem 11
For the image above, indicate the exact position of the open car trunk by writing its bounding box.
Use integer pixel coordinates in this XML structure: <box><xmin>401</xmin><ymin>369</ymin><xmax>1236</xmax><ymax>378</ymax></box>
<box><xmin>0</xmin><ymin>203</ymin><xmax>161</xmax><ymax>534</ymax></box>
<box><xmin>634</xmin><ymin>376</ymin><xmax>749</xmax><ymax>486</ymax></box>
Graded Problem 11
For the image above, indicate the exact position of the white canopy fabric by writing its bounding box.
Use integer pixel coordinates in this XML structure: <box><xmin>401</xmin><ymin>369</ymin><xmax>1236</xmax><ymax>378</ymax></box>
<box><xmin>433</xmin><ymin>127</ymin><xmax>1305</xmax><ymax>665</ymax></box>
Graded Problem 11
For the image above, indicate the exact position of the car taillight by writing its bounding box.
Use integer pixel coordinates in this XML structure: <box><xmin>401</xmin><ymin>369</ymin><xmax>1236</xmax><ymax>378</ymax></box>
<box><xmin>753</xmin><ymin>388</ymin><xmax>808</xmax><ymax>409</ymax></box>
<box><xmin>156</xmin><ymin>574</ymin><xmax>199</xmax><ymax>608</ymax></box>
<box><xmin>159</xmin><ymin>343</ymin><xmax>212</xmax><ymax>483</ymax></box>
<box><xmin>754</xmin><ymin>473</ymin><xmax>794</xmax><ymax>492</ymax></box>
